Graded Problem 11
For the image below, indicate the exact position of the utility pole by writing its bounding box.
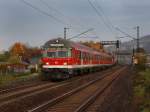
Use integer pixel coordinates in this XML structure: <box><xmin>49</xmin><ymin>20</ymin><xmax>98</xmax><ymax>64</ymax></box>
<box><xmin>64</xmin><ymin>27</ymin><xmax>69</xmax><ymax>40</ymax></box>
<box><xmin>136</xmin><ymin>26</ymin><xmax>140</xmax><ymax>52</ymax></box>
<box><xmin>115</xmin><ymin>26</ymin><xmax>140</xmax><ymax>52</ymax></box>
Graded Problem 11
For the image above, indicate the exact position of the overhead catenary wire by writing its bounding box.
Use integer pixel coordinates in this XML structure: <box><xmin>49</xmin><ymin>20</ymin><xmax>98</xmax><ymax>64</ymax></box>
<box><xmin>94</xmin><ymin>0</ymin><xmax>117</xmax><ymax>32</ymax></box>
<box><xmin>21</xmin><ymin>0</ymin><xmax>68</xmax><ymax>25</ymax></box>
<box><xmin>94</xmin><ymin>0</ymin><xmax>119</xmax><ymax>37</ymax></box>
<box><xmin>21</xmin><ymin>0</ymin><xmax>100</xmax><ymax>40</ymax></box>
<box><xmin>115</xmin><ymin>27</ymin><xmax>136</xmax><ymax>39</ymax></box>
<box><xmin>39</xmin><ymin>0</ymin><xmax>70</xmax><ymax>25</ymax></box>
<box><xmin>21</xmin><ymin>0</ymin><xmax>83</xmax><ymax>38</ymax></box>
<box><xmin>39</xmin><ymin>0</ymin><xmax>90</xmax><ymax>33</ymax></box>
<box><xmin>40</xmin><ymin>0</ymin><xmax>99</xmax><ymax>40</ymax></box>
<box><xmin>87</xmin><ymin>0</ymin><xmax>117</xmax><ymax>37</ymax></box>
<box><xmin>39</xmin><ymin>0</ymin><xmax>66</xmax><ymax>18</ymax></box>
<box><xmin>68</xmin><ymin>28</ymin><xmax>94</xmax><ymax>40</ymax></box>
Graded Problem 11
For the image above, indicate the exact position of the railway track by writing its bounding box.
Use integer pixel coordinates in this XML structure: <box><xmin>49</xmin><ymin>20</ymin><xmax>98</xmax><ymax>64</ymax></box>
<box><xmin>0</xmin><ymin>70</ymin><xmax>101</xmax><ymax>105</ymax></box>
<box><xmin>0</xmin><ymin>81</ymin><xmax>49</xmax><ymax>94</ymax></box>
<box><xmin>0</xmin><ymin>67</ymin><xmax>114</xmax><ymax>95</ymax></box>
<box><xmin>0</xmin><ymin>76</ymin><xmax>85</xmax><ymax>107</ymax></box>
<box><xmin>74</xmin><ymin>68</ymin><xmax>127</xmax><ymax>112</ymax></box>
<box><xmin>27</xmin><ymin>66</ymin><xmax>126</xmax><ymax>112</ymax></box>
<box><xmin>0</xmin><ymin>74</ymin><xmax>85</xmax><ymax>95</ymax></box>
<box><xmin>0</xmin><ymin>66</ymin><xmax>120</xmax><ymax>112</ymax></box>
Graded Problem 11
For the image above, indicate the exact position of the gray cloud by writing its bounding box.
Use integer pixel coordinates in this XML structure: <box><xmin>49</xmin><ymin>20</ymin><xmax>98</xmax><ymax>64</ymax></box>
<box><xmin>0</xmin><ymin>0</ymin><xmax>150</xmax><ymax>50</ymax></box>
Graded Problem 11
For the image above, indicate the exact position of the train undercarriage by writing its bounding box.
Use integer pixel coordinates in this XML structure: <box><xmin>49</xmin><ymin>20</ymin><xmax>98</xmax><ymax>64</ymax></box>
<box><xmin>40</xmin><ymin>65</ymin><xmax>113</xmax><ymax>81</ymax></box>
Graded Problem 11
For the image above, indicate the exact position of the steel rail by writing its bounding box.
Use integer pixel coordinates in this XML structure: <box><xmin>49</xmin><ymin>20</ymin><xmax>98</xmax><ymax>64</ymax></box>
<box><xmin>0</xmin><ymin>82</ymin><xmax>48</xmax><ymax>94</ymax></box>
<box><xmin>0</xmin><ymin>78</ymin><xmax>83</xmax><ymax>107</ymax></box>
<box><xmin>74</xmin><ymin>67</ymin><xmax>126</xmax><ymax>112</ymax></box>
<box><xmin>27</xmin><ymin>67</ymin><xmax>125</xmax><ymax>112</ymax></box>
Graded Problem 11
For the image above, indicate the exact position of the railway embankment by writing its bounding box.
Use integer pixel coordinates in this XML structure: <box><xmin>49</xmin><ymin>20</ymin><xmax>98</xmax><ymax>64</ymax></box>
<box><xmin>132</xmin><ymin>68</ymin><xmax>150</xmax><ymax>112</ymax></box>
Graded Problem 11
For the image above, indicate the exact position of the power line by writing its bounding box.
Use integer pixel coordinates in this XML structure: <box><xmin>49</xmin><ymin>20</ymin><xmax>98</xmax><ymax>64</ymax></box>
<box><xmin>94</xmin><ymin>0</ymin><xmax>118</xmax><ymax>37</ymax></box>
<box><xmin>21</xmin><ymin>0</ymin><xmax>100</xmax><ymax>40</ymax></box>
<box><xmin>39</xmin><ymin>0</ymin><xmax>69</xmax><ymax>22</ymax></box>
<box><xmin>68</xmin><ymin>28</ymin><xmax>94</xmax><ymax>40</ymax></box>
<box><xmin>116</xmin><ymin>26</ymin><xmax>140</xmax><ymax>53</ymax></box>
<box><xmin>115</xmin><ymin>27</ymin><xmax>136</xmax><ymax>39</ymax></box>
<box><xmin>39</xmin><ymin>0</ymin><xmax>88</xmax><ymax>31</ymax></box>
<box><xmin>39</xmin><ymin>0</ymin><xmax>97</xmax><ymax>38</ymax></box>
<box><xmin>21</xmin><ymin>0</ymin><xmax>67</xmax><ymax>25</ymax></box>
<box><xmin>94</xmin><ymin>0</ymin><xmax>116</xmax><ymax>31</ymax></box>
<box><xmin>39</xmin><ymin>0</ymin><xmax>73</xmax><ymax>28</ymax></box>
<box><xmin>87</xmin><ymin>0</ymin><xmax>116</xmax><ymax>37</ymax></box>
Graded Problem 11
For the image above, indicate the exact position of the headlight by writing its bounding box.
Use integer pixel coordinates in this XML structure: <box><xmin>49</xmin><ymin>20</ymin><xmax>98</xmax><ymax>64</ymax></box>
<box><xmin>63</xmin><ymin>62</ymin><xmax>67</xmax><ymax>65</ymax></box>
<box><xmin>46</xmin><ymin>62</ymin><xmax>49</xmax><ymax>65</ymax></box>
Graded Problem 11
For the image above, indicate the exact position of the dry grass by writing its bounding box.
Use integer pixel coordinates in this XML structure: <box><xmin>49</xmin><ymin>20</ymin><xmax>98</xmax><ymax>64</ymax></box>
<box><xmin>0</xmin><ymin>72</ymin><xmax>31</xmax><ymax>85</ymax></box>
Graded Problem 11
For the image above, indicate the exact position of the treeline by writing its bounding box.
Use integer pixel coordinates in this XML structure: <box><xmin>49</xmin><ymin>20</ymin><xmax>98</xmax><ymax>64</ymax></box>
<box><xmin>0</xmin><ymin>42</ymin><xmax>41</xmax><ymax>74</ymax></box>
<box><xmin>0</xmin><ymin>42</ymin><xmax>41</xmax><ymax>64</ymax></box>
<box><xmin>80</xmin><ymin>41</ymin><xmax>104</xmax><ymax>52</ymax></box>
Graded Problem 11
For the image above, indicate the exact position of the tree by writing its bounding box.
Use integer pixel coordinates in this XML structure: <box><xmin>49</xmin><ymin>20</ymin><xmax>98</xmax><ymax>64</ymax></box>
<box><xmin>8</xmin><ymin>42</ymin><xmax>41</xmax><ymax>64</ymax></box>
<box><xmin>81</xmin><ymin>41</ymin><xmax>104</xmax><ymax>51</ymax></box>
<box><xmin>8</xmin><ymin>55</ymin><xmax>21</xmax><ymax>64</ymax></box>
<box><xmin>9</xmin><ymin>42</ymin><xmax>28</xmax><ymax>56</ymax></box>
<box><xmin>9</xmin><ymin>42</ymin><xmax>31</xmax><ymax>63</ymax></box>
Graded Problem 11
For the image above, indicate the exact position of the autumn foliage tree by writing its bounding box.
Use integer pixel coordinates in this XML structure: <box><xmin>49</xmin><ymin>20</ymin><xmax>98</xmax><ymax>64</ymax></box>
<box><xmin>9</xmin><ymin>42</ymin><xmax>28</xmax><ymax>56</ymax></box>
<box><xmin>8</xmin><ymin>42</ymin><xmax>30</xmax><ymax>64</ymax></box>
<box><xmin>8</xmin><ymin>42</ymin><xmax>41</xmax><ymax>64</ymax></box>
<box><xmin>8</xmin><ymin>55</ymin><xmax>21</xmax><ymax>64</ymax></box>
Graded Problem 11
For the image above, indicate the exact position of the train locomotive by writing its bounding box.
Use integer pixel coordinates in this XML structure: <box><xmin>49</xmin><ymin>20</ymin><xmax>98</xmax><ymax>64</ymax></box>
<box><xmin>40</xmin><ymin>38</ymin><xmax>115</xmax><ymax>80</ymax></box>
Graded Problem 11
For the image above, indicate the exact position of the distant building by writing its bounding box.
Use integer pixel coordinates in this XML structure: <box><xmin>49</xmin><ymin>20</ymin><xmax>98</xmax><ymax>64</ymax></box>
<box><xmin>0</xmin><ymin>63</ymin><xmax>28</xmax><ymax>74</ymax></box>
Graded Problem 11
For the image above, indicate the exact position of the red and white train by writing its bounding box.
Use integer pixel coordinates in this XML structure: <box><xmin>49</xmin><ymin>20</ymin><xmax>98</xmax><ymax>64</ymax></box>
<box><xmin>40</xmin><ymin>38</ymin><xmax>115</xmax><ymax>80</ymax></box>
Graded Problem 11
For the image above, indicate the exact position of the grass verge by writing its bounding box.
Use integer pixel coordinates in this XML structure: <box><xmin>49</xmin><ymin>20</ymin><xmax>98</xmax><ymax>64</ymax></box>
<box><xmin>133</xmin><ymin>68</ymin><xmax>150</xmax><ymax>112</ymax></box>
<box><xmin>0</xmin><ymin>72</ymin><xmax>38</xmax><ymax>86</ymax></box>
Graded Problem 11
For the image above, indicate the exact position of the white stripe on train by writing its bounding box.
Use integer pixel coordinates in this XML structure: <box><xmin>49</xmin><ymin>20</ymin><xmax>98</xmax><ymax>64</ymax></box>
<box><xmin>42</xmin><ymin>64</ymin><xmax>113</xmax><ymax>69</ymax></box>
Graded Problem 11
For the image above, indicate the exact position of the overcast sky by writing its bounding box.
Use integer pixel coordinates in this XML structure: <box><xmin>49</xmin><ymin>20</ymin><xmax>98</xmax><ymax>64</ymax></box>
<box><xmin>0</xmin><ymin>0</ymin><xmax>150</xmax><ymax>50</ymax></box>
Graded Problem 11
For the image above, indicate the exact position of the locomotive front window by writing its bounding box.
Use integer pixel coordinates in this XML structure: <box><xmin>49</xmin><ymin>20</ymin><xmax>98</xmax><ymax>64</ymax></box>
<box><xmin>58</xmin><ymin>51</ymin><xmax>68</xmax><ymax>57</ymax></box>
<box><xmin>46</xmin><ymin>49</ymin><xmax>71</xmax><ymax>58</ymax></box>
<box><xmin>47</xmin><ymin>52</ymin><xmax>56</xmax><ymax>58</ymax></box>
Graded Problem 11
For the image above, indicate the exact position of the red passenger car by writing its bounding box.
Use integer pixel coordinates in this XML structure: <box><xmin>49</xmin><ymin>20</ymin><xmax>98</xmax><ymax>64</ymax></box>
<box><xmin>41</xmin><ymin>38</ymin><xmax>115</xmax><ymax>80</ymax></box>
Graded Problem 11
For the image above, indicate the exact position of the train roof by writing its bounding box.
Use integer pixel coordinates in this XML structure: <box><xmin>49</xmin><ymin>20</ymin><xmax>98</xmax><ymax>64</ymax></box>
<box><xmin>43</xmin><ymin>38</ymin><xmax>111</xmax><ymax>57</ymax></box>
